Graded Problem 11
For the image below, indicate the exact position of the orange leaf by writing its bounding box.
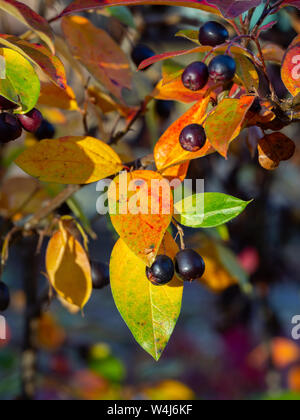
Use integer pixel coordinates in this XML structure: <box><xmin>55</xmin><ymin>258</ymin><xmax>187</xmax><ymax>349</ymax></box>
<box><xmin>281</xmin><ymin>42</ymin><xmax>300</xmax><ymax>96</ymax></box>
<box><xmin>161</xmin><ymin>161</ymin><xmax>190</xmax><ymax>182</ymax></box>
<box><xmin>61</xmin><ymin>15</ymin><xmax>132</xmax><ymax>101</ymax></box>
<box><xmin>38</xmin><ymin>80</ymin><xmax>78</xmax><ymax>110</ymax></box>
<box><xmin>258</xmin><ymin>132</ymin><xmax>295</xmax><ymax>170</ymax></box>
<box><xmin>46</xmin><ymin>222</ymin><xmax>92</xmax><ymax>309</ymax></box>
<box><xmin>108</xmin><ymin>170</ymin><xmax>173</xmax><ymax>265</ymax></box>
<box><xmin>204</xmin><ymin>96</ymin><xmax>255</xmax><ymax>158</ymax></box>
<box><xmin>155</xmin><ymin>97</ymin><xmax>213</xmax><ymax>172</ymax></box>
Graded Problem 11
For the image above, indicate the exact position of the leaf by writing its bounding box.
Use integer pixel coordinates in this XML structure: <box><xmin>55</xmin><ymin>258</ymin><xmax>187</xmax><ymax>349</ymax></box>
<box><xmin>15</xmin><ymin>136</ymin><xmax>123</xmax><ymax>184</ymax></box>
<box><xmin>174</xmin><ymin>193</ymin><xmax>251</xmax><ymax>228</ymax></box>
<box><xmin>155</xmin><ymin>97</ymin><xmax>214</xmax><ymax>172</ymax></box>
<box><xmin>56</xmin><ymin>0</ymin><xmax>220</xmax><ymax>20</ymax></box>
<box><xmin>258</xmin><ymin>133</ymin><xmax>295</xmax><ymax>170</ymax></box>
<box><xmin>110</xmin><ymin>232</ymin><xmax>183</xmax><ymax>360</ymax></box>
<box><xmin>107</xmin><ymin>6</ymin><xmax>135</xmax><ymax>28</ymax></box>
<box><xmin>204</xmin><ymin>96</ymin><xmax>255</xmax><ymax>158</ymax></box>
<box><xmin>0</xmin><ymin>48</ymin><xmax>40</xmax><ymax>113</ymax></box>
<box><xmin>0</xmin><ymin>0</ymin><xmax>54</xmax><ymax>53</ymax></box>
<box><xmin>262</xmin><ymin>44</ymin><xmax>285</xmax><ymax>64</ymax></box>
<box><xmin>281</xmin><ymin>42</ymin><xmax>300</xmax><ymax>96</ymax></box>
<box><xmin>161</xmin><ymin>162</ymin><xmax>190</xmax><ymax>182</ymax></box>
<box><xmin>38</xmin><ymin>81</ymin><xmax>78</xmax><ymax>110</ymax></box>
<box><xmin>0</xmin><ymin>34</ymin><xmax>67</xmax><ymax>89</ymax></box>
<box><xmin>46</xmin><ymin>222</ymin><xmax>92</xmax><ymax>309</ymax></box>
<box><xmin>108</xmin><ymin>170</ymin><xmax>173</xmax><ymax>265</ymax></box>
<box><xmin>61</xmin><ymin>15</ymin><xmax>132</xmax><ymax>101</ymax></box>
<box><xmin>175</xmin><ymin>29</ymin><xmax>200</xmax><ymax>44</ymax></box>
<box><xmin>208</xmin><ymin>0</ymin><xmax>262</xmax><ymax>18</ymax></box>
<box><xmin>234</xmin><ymin>54</ymin><xmax>259</xmax><ymax>92</ymax></box>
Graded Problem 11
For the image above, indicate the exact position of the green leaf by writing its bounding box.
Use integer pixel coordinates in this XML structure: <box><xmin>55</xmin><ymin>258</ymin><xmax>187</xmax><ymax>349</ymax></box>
<box><xmin>175</xmin><ymin>29</ymin><xmax>200</xmax><ymax>44</ymax></box>
<box><xmin>107</xmin><ymin>6</ymin><xmax>136</xmax><ymax>28</ymax></box>
<box><xmin>110</xmin><ymin>233</ymin><xmax>183</xmax><ymax>361</ymax></box>
<box><xmin>0</xmin><ymin>48</ymin><xmax>40</xmax><ymax>113</ymax></box>
<box><xmin>174</xmin><ymin>193</ymin><xmax>252</xmax><ymax>228</ymax></box>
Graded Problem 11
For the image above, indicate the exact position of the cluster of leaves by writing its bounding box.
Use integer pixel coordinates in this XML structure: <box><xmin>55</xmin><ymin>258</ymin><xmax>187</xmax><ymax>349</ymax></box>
<box><xmin>0</xmin><ymin>0</ymin><xmax>299</xmax><ymax>361</ymax></box>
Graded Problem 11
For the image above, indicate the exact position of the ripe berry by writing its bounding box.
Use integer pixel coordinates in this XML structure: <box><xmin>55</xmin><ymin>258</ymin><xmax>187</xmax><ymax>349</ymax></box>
<box><xmin>131</xmin><ymin>44</ymin><xmax>155</xmax><ymax>69</ymax></box>
<box><xmin>208</xmin><ymin>55</ymin><xmax>236</xmax><ymax>82</ymax></box>
<box><xmin>182</xmin><ymin>62</ymin><xmax>209</xmax><ymax>91</ymax></box>
<box><xmin>91</xmin><ymin>261</ymin><xmax>110</xmax><ymax>290</ymax></box>
<box><xmin>0</xmin><ymin>113</ymin><xmax>22</xmax><ymax>144</ymax></box>
<box><xmin>35</xmin><ymin>119</ymin><xmax>55</xmax><ymax>141</ymax></box>
<box><xmin>17</xmin><ymin>108</ymin><xmax>43</xmax><ymax>133</ymax></box>
<box><xmin>0</xmin><ymin>95</ymin><xmax>18</xmax><ymax>110</ymax></box>
<box><xmin>175</xmin><ymin>249</ymin><xmax>205</xmax><ymax>282</ymax></box>
<box><xmin>179</xmin><ymin>124</ymin><xmax>206</xmax><ymax>152</ymax></box>
<box><xmin>0</xmin><ymin>282</ymin><xmax>10</xmax><ymax>311</ymax></box>
<box><xmin>199</xmin><ymin>21</ymin><xmax>229</xmax><ymax>47</ymax></box>
<box><xmin>146</xmin><ymin>255</ymin><xmax>175</xmax><ymax>286</ymax></box>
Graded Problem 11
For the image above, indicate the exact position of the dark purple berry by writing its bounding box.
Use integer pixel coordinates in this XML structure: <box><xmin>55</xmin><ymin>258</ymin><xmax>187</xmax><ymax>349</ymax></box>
<box><xmin>0</xmin><ymin>95</ymin><xmax>18</xmax><ymax>110</ymax></box>
<box><xmin>131</xmin><ymin>44</ymin><xmax>155</xmax><ymax>70</ymax></box>
<box><xmin>179</xmin><ymin>124</ymin><xmax>206</xmax><ymax>152</ymax></box>
<box><xmin>0</xmin><ymin>113</ymin><xmax>22</xmax><ymax>144</ymax></box>
<box><xmin>146</xmin><ymin>255</ymin><xmax>175</xmax><ymax>286</ymax></box>
<box><xmin>199</xmin><ymin>21</ymin><xmax>229</xmax><ymax>47</ymax></box>
<box><xmin>175</xmin><ymin>249</ymin><xmax>205</xmax><ymax>282</ymax></box>
<box><xmin>17</xmin><ymin>108</ymin><xmax>43</xmax><ymax>133</ymax></box>
<box><xmin>91</xmin><ymin>261</ymin><xmax>110</xmax><ymax>290</ymax></box>
<box><xmin>35</xmin><ymin>119</ymin><xmax>55</xmax><ymax>141</ymax></box>
<box><xmin>0</xmin><ymin>282</ymin><xmax>10</xmax><ymax>311</ymax></box>
<box><xmin>182</xmin><ymin>62</ymin><xmax>209</xmax><ymax>91</ymax></box>
<box><xmin>208</xmin><ymin>55</ymin><xmax>236</xmax><ymax>82</ymax></box>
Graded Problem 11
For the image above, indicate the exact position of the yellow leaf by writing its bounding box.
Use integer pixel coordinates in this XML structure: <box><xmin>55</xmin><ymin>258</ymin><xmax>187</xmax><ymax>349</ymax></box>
<box><xmin>15</xmin><ymin>136</ymin><xmax>123</xmax><ymax>184</ymax></box>
<box><xmin>46</xmin><ymin>223</ymin><xmax>92</xmax><ymax>309</ymax></box>
<box><xmin>38</xmin><ymin>81</ymin><xmax>78</xmax><ymax>111</ymax></box>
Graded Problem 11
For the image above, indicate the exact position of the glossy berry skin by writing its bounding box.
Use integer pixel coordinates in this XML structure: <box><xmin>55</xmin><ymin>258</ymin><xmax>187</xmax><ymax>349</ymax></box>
<box><xmin>0</xmin><ymin>95</ymin><xmax>18</xmax><ymax>110</ymax></box>
<box><xmin>91</xmin><ymin>261</ymin><xmax>110</xmax><ymax>290</ymax></box>
<box><xmin>179</xmin><ymin>124</ymin><xmax>206</xmax><ymax>152</ymax></box>
<box><xmin>175</xmin><ymin>249</ymin><xmax>205</xmax><ymax>282</ymax></box>
<box><xmin>146</xmin><ymin>255</ymin><xmax>175</xmax><ymax>286</ymax></box>
<box><xmin>35</xmin><ymin>119</ymin><xmax>55</xmax><ymax>141</ymax></box>
<box><xmin>0</xmin><ymin>282</ymin><xmax>10</xmax><ymax>311</ymax></box>
<box><xmin>208</xmin><ymin>55</ymin><xmax>236</xmax><ymax>82</ymax></box>
<box><xmin>199</xmin><ymin>21</ymin><xmax>229</xmax><ymax>47</ymax></box>
<box><xmin>182</xmin><ymin>62</ymin><xmax>209</xmax><ymax>91</ymax></box>
<box><xmin>131</xmin><ymin>44</ymin><xmax>155</xmax><ymax>70</ymax></box>
<box><xmin>0</xmin><ymin>113</ymin><xmax>22</xmax><ymax>144</ymax></box>
<box><xmin>17</xmin><ymin>108</ymin><xmax>43</xmax><ymax>133</ymax></box>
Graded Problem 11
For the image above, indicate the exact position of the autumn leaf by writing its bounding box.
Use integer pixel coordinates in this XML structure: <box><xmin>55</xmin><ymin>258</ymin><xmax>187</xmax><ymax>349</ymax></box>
<box><xmin>208</xmin><ymin>0</ymin><xmax>262</xmax><ymax>18</ymax></box>
<box><xmin>262</xmin><ymin>44</ymin><xmax>285</xmax><ymax>64</ymax></box>
<box><xmin>46</xmin><ymin>222</ymin><xmax>92</xmax><ymax>309</ymax></box>
<box><xmin>161</xmin><ymin>162</ymin><xmax>190</xmax><ymax>182</ymax></box>
<box><xmin>0</xmin><ymin>0</ymin><xmax>54</xmax><ymax>52</ymax></box>
<box><xmin>15</xmin><ymin>136</ymin><xmax>123</xmax><ymax>184</ymax></box>
<box><xmin>234</xmin><ymin>54</ymin><xmax>259</xmax><ymax>92</ymax></box>
<box><xmin>281</xmin><ymin>42</ymin><xmax>300</xmax><ymax>96</ymax></box>
<box><xmin>155</xmin><ymin>96</ymin><xmax>213</xmax><ymax>172</ymax></box>
<box><xmin>38</xmin><ymin>81</ymin><xmax>78</xmax><ymax>110</ymax></box>
<box><xmin>108</xmin><ymin>170</ymin><xmax>173</xmax><ymax>265</ymax></box>
<box><xmin>0</xmin><ymin>34</ymin><xmax>67</xmax><ymax>89</ymax></box>
<box><xmin>61</xmin><ymin>15</ymin><xmax>132</xmax><ymax>101</ymax></box>
<box><xmin>204</xmin><ymin>96</ymin><xmax>255</xmax><ymax>158</ymax></box>
<box><xmin>110</xmin><ymin>232</ymin><xmax>183</xmax><ymax>361</ymax></box>
<box><xmin>258</xmin><ymin>133</ymin><xmax>295</xmax><ymax>170</ymax></box>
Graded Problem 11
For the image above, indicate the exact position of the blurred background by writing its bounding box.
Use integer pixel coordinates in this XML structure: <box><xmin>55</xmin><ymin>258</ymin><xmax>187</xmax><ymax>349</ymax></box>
<box><xmin>1</xmin><ymin>0</ymin><xmax>300</xmax><ymax>400</ymax></box>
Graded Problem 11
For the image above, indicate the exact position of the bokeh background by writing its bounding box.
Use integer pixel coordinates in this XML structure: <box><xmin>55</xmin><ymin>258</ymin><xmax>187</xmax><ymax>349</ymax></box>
<box><xmin>1</xmin><ymin>0</ymin><xmax>300</xmax><ymax>400</ymax></box>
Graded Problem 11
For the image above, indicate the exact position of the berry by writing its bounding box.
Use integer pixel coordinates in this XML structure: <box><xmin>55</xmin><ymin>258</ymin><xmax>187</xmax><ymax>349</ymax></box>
<box><xmin>182</xmin><ymin>62</ymin><xmax>209</xmax><ymax>91</ymax></box>
<box><xmin>199</xmin><ymin>21</ymin><xmax>229</xmax><ymax>47</ymax></box>
<box><xmin>131</xmin><ymin>44</ymin><xmax>155</xmax><ymax>69</ymax></box>
<box><xmin>0</xmin><ymin>113</ymin><xmax>22</xmax><ymax>144</ymax></box>
<box><xmin>208</xmin><ymin>55</ymin><xmax>236</xmax><ymax>82</ymax></box>
<box><xmin>146</xmin><ymin>255</ymin><xmax>175</xmax><ymax>286</ymax></box>
<box><xmin>91</xmin><ymin>261</ymin><xmax>110</xmax><ymax>290</ymax></box>
<box><xmin>17</xmin><ymin>108</ymin><xmax>43</xmax><ymax>133</ymax></box>
<box><xmin>0</xmin><ymin>282</ymin><xmax>10</xmax><ymax>311</ymax></box>
<box><xmin>179</xmin><ymin>124</ymin><xmax>206</xmax><ymax>152</ymax></box>
<box><xmin>175</xmin><ymin>249</ymin><xmax>205</xmax><ymax>282</ymax></box>
<box><xmin>35</xmin><ymin>119</ymin><xmax>55</xmax><ymax>141</ymax></box>
<box><xmin>0</xmin><ymin>95</ymin><xmax>18</xmax><ymax>110</ymax></box>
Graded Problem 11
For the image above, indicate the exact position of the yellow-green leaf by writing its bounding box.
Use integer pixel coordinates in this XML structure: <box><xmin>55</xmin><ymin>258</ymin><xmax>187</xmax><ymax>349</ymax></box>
<box><xmin>110</xmin><ymin>232</ymin><xmax>183</xmax><ymax>361</ymax></box>
<box><xmin>15</xmin><ymin>136</ymin><xmax>123</xmax><ymax>184</ymax></box>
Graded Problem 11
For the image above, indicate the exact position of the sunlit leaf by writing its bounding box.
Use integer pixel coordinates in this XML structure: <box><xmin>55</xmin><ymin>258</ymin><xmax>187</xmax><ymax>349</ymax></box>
<box><xmin>15</xmin><ymin>136</ymin><xmax>123</xmax><ymax>184</ymax></box>
<box><xmin>38</xmin><ymin>81</ymin><xmax>78</xmax><ymax>110</ymax></box>
<box><xmin>204</xmin><ymin>96</ymin><xmax>255</xmax><ymax>158</ymax></box>
<box><xmin>110</xmin><ymin>232</ymin><xmax>183</xmax><ymax>361</ymax></box>
<box><xmin>46</xmin><ymin>222</ymin><xmax>92</xmax><ymax>309</ymax></box>
<box><xmin>175</xmin><ymin>29</ymin><xmax>200</xmax><ymax>44</ymax></box>
<box><xmin>108</xmin><ymin>170</ymin><xmax>173</xmax><ymax>265</ymax></box>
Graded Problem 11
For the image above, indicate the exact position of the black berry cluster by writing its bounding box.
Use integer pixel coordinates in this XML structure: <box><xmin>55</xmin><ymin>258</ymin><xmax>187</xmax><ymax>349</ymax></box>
<box><xmin>146</xmin><ymin>249</ymin><xmax>205</xmax><ymax>286</ymax></box>
<box><xmin>0</xmin><ymin>96</ymin><xmax>53</xmax><ymax>144</ymax></box>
